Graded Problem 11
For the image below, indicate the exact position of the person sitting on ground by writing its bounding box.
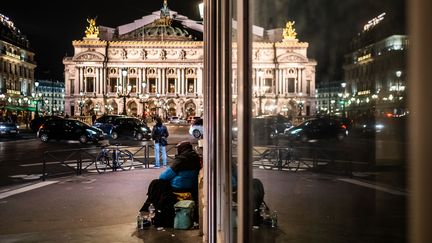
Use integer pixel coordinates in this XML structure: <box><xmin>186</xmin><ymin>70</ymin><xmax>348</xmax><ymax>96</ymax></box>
<box><xmin>140</xmin><ymin>141</ymin><xmax>201</xmax><ymax>227</ymax></box>
<box><xmin>160</xmin><ymin>140</ymin><xmax>202</xmax><ymax>198</ymax></box>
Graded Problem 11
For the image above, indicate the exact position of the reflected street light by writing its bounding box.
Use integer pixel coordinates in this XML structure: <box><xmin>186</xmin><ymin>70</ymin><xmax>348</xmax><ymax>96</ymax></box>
<box><xmin>341</xmin><ymin>82</ymin><xmax>347</xmax><ymax>117</ymax></box>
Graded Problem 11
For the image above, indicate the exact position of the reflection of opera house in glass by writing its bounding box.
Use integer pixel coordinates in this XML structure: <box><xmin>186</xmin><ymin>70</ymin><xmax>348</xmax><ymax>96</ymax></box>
<box><xmin>63</xmin><ymin>1</ymin><xmax>316</xmax><ymax>119</ymax></box>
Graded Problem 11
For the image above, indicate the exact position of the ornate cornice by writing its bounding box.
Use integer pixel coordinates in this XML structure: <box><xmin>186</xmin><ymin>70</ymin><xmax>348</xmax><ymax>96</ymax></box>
<box><xmin>275</xmin><ymin>41</ymin><xmax>309</xmax><ymax>48</ymax></box>
<box><xmin>72</xmin><ymin>40</ymin><xmax>203</xmax><ymax>48</ymax></box>
<box><xmin>72</xmin><ymin>40</ymin><xmax>107</xmax><ymax>46</ymax></box>
<box><xmin>108</xmin><ymin>41</ymin><xmax>203</xmax><ymax>47</ymax></box>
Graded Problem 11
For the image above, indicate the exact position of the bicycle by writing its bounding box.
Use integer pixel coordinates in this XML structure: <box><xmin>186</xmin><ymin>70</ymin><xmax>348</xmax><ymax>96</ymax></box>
<box><xmin>260</xmin><ymin>145</ymin><xmax>301</xmax><ymax>172</ymax></box>
<box><xmin>95</xmin><ymin>144</ymin><xmax>134</xmax><ymax>173</ymax></box>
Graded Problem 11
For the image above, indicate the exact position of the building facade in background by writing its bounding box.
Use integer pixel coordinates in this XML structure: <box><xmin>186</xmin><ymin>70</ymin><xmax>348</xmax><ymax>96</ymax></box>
<box><xmin>33</xmin><ymin>80</ymin><xmax>65</xmax><ymax>116</ymax></box>
<box><xmin>63</xmin><ymin>1</ymin><xmax>316</xmax><ymax>119</ymax></box>
<box><xmin>316</xmin><ymin>80</ymin><xmax>346</xmax><ymax>116</ymax></box>
<box><xmin>343</xmin><ymin>13</ymin><xmax>408</xmax><ymax>121</ymax></box>
<box><xmin>0</xmin><ymin>13</ymin><xmax>36</xmax><ymax>122</ymax></box>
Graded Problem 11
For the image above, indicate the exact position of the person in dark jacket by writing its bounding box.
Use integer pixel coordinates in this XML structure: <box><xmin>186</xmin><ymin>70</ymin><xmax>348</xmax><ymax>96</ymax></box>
<box><xmin>140</xmin><ymin>141</ymin><xmax>202</xmax><ymax>225</ymax></box>
<box><xmin>151</xmin><ymin>117</ymin><xmax>169</xmax><ymax>168</ymax></box>
<box><xmin>159</xmin><ymin>140</ymin><xmax>201</xmax><ymax>192</ymax></box>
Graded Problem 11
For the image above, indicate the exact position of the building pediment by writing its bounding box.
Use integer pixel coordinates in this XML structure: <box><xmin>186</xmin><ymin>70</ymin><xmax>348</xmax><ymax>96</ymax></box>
<box><xmin>277</xmin><ymin>53</ymin><xmax>309</xmax><ymax>63</ymax></box>
<box><xmin>73</xmin><ymin>51</ymin><xmax>105</xmax><ymax>62</ymax></box>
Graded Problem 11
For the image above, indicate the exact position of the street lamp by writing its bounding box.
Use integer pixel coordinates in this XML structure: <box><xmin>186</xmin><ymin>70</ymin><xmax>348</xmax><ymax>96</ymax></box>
<box><xmin>254</xmin><ymin>69</ymin><xmax>265</xmax><ymax>116</ymax></box>
<box><xmin>297</xmin><ymin>92</ymin><xmax>304</xmax><ymax>117</ymax></box>
<box><xmin>78</xmin><ymin>91</ymin><xmax>86</xmax><ymax>116</ymax></box>
<box><xmin>32</xmin><ymin>81</ymin><xmax>43</xmax><ymax>118</ymax></box>
<box><xmin>139</xmin><ymin>94</ymin><xmax>149</xmax><ymax>118</ymax></box>
<box><xmin>118</xmin><ymin>68</ymin><xmax>132</xmax><ymax>115</ymax></box>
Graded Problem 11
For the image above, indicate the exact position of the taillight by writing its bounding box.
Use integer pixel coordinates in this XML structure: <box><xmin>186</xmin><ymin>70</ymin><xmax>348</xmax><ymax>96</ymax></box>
<box><xmin>341</xmin><ymin>124</ymin><xmax>347</xmax><ymax>129</ymax></box>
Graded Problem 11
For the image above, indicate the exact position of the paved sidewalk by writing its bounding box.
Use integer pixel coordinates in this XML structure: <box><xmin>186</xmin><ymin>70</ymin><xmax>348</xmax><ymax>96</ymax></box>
<box><xmin>0</xmin><ymin>169</ymin><xmax>201</xmax><ymax>242</ymax></box>
<box><xmin>0</xmin><ymin>165</ymin><xmax>407</xmax><ymax>242</ymax></box>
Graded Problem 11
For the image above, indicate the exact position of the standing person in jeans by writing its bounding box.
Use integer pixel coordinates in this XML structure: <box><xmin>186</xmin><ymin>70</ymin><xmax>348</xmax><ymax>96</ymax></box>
<box><xmin>152</xmin><ymin>117</ymin><xmax>169</xmax><ymax>168</ymax></box>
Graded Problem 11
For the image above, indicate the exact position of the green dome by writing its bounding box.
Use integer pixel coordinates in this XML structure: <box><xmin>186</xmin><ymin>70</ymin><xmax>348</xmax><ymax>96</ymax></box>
<box><xmin>117</xmin><ymin>19</ymin><xmax>194</xmax><ymax>41</ymax></box>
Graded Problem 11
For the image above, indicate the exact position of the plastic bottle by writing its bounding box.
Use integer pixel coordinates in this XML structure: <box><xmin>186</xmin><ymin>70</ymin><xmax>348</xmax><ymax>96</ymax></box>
<box><xmin>137</xmin><ymin>212</ymin><xmax>144</xmax><ymax>229</ymax></box>
<box><xmin>148</xmin><ymin>203</ymin><xmax>156</xmax><ymax>220</ymax></box>
<box><xmin>271</xmin><ymin>210</ymin><xmax>278</xmax><ymax>228</ymax></box>
<box><xmin>259</xmin><ymin>202</ymin><xmax>267</xmax><ymax>218</ymax></box>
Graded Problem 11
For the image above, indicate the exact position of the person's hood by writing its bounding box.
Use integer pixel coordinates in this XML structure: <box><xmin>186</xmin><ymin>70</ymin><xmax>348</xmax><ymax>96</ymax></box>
<box><xmin>171</xmin><ymin>149</ymin><xmax>201</xmax><ymax>173</ymax></box>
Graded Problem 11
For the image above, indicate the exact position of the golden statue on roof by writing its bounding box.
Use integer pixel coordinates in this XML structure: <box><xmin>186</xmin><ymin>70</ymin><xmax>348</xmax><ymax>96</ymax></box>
<box><xmin>154</xmin><ymin>0</ymin><xmax>172</xmax><ymax>26</ymax></box>
<box><xmin>283</xmin><ymin>21</ymin><xmax>297</xmax><ymax>41</ymax></box>
<box><xmin>85</xmin><ymin>17</ymin><xmax>99</xmax><ymax>39</ymax></box>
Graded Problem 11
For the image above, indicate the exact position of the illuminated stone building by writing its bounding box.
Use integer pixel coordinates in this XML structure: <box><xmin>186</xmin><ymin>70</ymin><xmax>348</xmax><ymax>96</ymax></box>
<box><xmin>63</xmin><ymin>1</ymin><xmax>316</xmax><ymax>119</ymax></box>
<box><xmin>343</xmin><ymin>13</ymin><xmax>408</xmax><ymax>119</ymax></box>
<box><xmin>0</xmin><ymin>13</ymin><xmax>36</xmax><ymax>120</ymax></box>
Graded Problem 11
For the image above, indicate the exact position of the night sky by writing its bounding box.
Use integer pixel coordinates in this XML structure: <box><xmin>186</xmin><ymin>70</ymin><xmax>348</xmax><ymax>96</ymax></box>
<box><xmin>1</xmin><ymin>0</ymin><xmax>405</xmax><ymax>83</ymax></box>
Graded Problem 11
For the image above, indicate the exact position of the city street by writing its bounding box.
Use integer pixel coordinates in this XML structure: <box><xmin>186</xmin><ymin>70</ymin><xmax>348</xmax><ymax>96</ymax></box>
<box><xmin>0</xmin><ymin>123</ymin><xmax>407</xmax><ymax>242</ymax></box>
<box><xmin>0</xmin><ymin>124</ymin><xmax>195</xmax><ymax>187</ymax></box>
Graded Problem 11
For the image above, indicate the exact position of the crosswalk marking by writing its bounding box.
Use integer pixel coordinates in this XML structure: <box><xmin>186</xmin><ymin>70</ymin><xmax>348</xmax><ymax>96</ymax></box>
<box><xmin>0</xmin><ymin>181</ymin><xmax>58</xmax><ymax>200</ymax></box>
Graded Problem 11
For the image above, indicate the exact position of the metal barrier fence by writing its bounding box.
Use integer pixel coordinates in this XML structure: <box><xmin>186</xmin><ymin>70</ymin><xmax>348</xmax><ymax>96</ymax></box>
<box><xmin>42</xmin><ymin>141</ymin><xmax>369</xmax><ymax>180</ymax></box>
<box><xmin>41</xmin><ymin>142</ymin><xmax>198</xmax><ymax>181</ymax></box>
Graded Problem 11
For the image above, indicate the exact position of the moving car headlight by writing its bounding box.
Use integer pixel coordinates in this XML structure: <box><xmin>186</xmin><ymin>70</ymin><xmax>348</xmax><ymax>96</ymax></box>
<box><xmin>16</xmin><ymin>125</ymin><xmax>19</xmax><ymax>129</ymax></box>
<box><xmin>375</xmin><ymin>124</ymin><xmax>384</xmax><ymax>130</ymax></box>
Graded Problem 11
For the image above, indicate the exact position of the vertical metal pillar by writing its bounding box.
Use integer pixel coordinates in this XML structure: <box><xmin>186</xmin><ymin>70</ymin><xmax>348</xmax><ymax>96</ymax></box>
<box><xmin>237</xmin><ymin>0</ymin><xmax>253</xmax><ymax>242</ymax></box>
<box><xmin>409</xmin><ymin>0</ymin><xmax>432</xmax><ymax>242</ymax></box>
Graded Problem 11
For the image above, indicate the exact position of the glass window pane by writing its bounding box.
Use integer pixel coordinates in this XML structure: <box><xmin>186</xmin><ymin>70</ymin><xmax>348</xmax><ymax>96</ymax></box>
<box><xmin>243</xmin><ymin>0</ymin><xmax>407</xmax><ymax>242</ymax></box>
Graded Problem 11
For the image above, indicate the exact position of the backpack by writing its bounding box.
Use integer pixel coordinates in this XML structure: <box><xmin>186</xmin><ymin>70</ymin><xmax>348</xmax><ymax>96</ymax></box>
<box><xmin>140</xmin><ymin>179</ymin><xmax>178</xmax><ymax>227</ymax></box>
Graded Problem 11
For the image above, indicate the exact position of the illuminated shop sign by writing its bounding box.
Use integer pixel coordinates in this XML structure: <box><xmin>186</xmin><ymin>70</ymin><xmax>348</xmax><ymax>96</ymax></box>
<box><xmin>363</xmin><ymin>12</ymin><xmax>386</xmax><ymax>31</ymax></box>
<box><xmin>357</xmin><ymin>90</ymin><xmax>370</xmax><ymax>96</ymax></box>
<box><xmin>357</xmin><ymin>54</ymin><xmax>371</xmax><ymax>62</ymax></box>
<box><xmin>7</xmin><ymin>89</ymin><xmax>21</xmax><ymax>95</ymax></box>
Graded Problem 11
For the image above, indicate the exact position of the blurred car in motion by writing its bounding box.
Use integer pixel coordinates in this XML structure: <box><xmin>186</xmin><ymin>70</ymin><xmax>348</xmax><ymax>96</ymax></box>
<box><xmin>283</xmin><ymin>117</ymin><xmax>348</xmax><ymax>142</ymax></box>
<box><xmin>37</xmin><ymin>117</ymin><xmax>104</xmax><ymax>144</ymax></box>
<box><xmin>232</xmin><ymin>114</ymin><xmax>293</xmax><ymax>144</ymax></box>
<box><xmin>92</xmin><ymin>114</ymin><xmax>125</xmax><ymax>135</ymax></box>
<box><xmin>30</xmin><ymin>115</ymin><xmax>62</xmax><ymax>132</ymax></box>
<box><xmin>189</xmin><ymin>118</ymin><xmax>203</xmax><ymax>138</ymax></box>
<box><xmin>0</xmin><ymin>121</ymin><xmax>19</xmax><ymax>137</ymax></box>
<box><xmin>110</xmin><ymin>117</ymin><xmax>151</xmax><ymax>140</ymax></box>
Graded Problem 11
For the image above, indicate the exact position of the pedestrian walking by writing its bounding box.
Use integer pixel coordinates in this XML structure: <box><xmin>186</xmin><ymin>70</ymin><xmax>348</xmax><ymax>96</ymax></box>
<box><xmin>151</xmin><ymin>117</ymin><xmax>169</xmax><ymax>168</ymax></box>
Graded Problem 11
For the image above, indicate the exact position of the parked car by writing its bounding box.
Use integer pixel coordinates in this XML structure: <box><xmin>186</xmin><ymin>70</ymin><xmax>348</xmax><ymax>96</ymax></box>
<box><xmin>111</xmin><ymin>117</ymin><xmax>151</xmax><ymax>140</ymax></box>
<box><xmin>0</xmin><ymin>121</ymin><xmax>19</xmax><ymax>137</ymax></box>
<box><xmin>169</xmin><ymin>116</ymin><xmax>181</xmax><ymax>124</ymax></box>
<box><xmin>189</xmin><ymin>118</ymin><xmax>204</xmax><ymax>138</ymax></box>
<box><xmin>30</xmin><ymin>115</ymin><xmax>62</xmax><ymax>132</ymax></box>
<box><xmin>283</xmin><ymin>117</ymin><xmax>348</xmax><ymax>142</ymax></box>
<box><xmin>37</xmin><ymin>118</ymin><xmax>104</xmax><ymax>144</ymax></box>
<box><xmin>92</xmin><ymin>114</ymin><xmax>125</xmax><ymax>135</ymax></box>
<box><xmin>187</xmin><ymin>116</ymin><xmax>201</xmax><ymax>124</ymax></box>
